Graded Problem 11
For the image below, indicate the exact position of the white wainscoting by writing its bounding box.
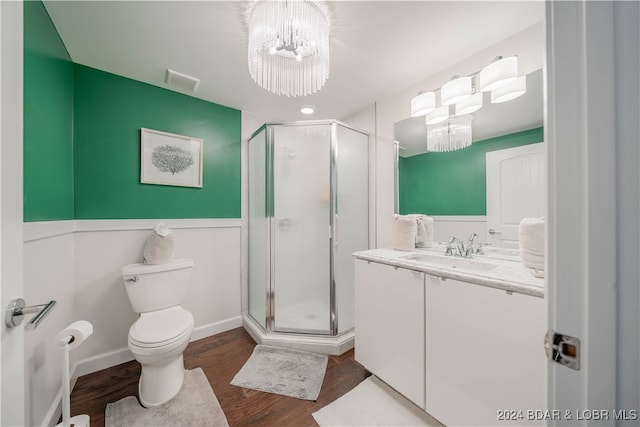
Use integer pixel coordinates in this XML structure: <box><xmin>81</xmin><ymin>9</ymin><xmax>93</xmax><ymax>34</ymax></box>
<box><xmin>23</xmin><ymin>219</ymin><xmax>242</xmax><ymax>427</ymax></box>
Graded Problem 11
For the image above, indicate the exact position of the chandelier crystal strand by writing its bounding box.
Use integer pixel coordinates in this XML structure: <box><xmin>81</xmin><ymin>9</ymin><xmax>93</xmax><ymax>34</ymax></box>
<box><xmin>426</xmin><ymin>115</ymin><xmax>473</xmax><ymax>152</ymax></box>
<box><xmin>248</xmin><ymin>0</ymin><xmax>330</xmax><ymax>97</ymax></box>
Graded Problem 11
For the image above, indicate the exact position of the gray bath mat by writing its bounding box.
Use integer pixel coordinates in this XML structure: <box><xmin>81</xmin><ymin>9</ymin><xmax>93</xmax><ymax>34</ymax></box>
<box><xmin>231</xmin><ymin>344</ymin><xmax>328</xmax><ymax>400</ymax></box>
<box><xmin>105</xmin><ymin>368</ymin><xmax>229</xmax><ymax>427</ymax></box>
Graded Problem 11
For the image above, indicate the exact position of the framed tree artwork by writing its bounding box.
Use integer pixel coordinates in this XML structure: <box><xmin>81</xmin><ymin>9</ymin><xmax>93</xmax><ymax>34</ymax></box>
<box><xmin>140</xmin><ymin>128</ymin><xmax>203</xmax><ymax>188</ymax></box>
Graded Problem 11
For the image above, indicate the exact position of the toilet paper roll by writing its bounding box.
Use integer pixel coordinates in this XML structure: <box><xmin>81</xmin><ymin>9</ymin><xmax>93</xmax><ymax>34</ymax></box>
<box><xmin>56</xmin><ymin>321</ymin><xmax>93</xmax><ymax>350</ymax></box>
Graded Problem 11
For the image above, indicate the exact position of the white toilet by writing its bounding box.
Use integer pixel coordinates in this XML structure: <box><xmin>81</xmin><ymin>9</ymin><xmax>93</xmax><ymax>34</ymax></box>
<box><xmin>122</xmin><ymin>258</ymin><xmax>195</xmax><ymax>407</ymax></box>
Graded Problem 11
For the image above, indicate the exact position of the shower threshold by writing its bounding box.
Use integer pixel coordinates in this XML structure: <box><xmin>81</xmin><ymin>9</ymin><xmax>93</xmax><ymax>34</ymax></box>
<box><xmin>242</xmin><ymin>315</ymin><xmax>354</xmax><ymax>356</ymax></box>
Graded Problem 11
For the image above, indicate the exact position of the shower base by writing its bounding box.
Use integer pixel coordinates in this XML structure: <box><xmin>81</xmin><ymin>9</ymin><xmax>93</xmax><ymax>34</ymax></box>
<box><xmin>242</xmin><ymin>315</ymin><xmax>354</xmax><ymax>356</ymax></box>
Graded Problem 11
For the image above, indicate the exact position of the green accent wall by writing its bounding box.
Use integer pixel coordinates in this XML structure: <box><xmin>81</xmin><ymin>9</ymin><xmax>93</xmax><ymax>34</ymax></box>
<box><xmin>73</xmin><ymin>65</ymin><xmax>241</xmax><ymax>219</ymax></box>
<box><xmin>399</xmin><ymin>127</ymin><xmax>543</xmax><ymax>215</ymax></box>
<box><xmin>24</xmin><ymin>0</ymin><xmax>74</xmax><ymax>221</ymax></box>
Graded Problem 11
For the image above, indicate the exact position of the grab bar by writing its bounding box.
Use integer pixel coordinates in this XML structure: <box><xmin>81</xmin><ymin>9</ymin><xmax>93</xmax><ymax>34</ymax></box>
<box><xmin>5</xmin><ymin>298</ymin><xmax>57</xmax><ymax>329</ymax></box>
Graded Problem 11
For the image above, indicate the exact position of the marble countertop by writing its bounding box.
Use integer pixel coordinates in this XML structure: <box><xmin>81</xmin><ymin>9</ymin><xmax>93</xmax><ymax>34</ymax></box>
<box><xmin>353</xmin><ymin>243</ymin><xmax>545</xmax><ymax>298</ymax></box>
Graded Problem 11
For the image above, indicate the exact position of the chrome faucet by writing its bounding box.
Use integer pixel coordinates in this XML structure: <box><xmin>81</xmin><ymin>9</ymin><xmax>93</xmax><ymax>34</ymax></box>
<box><xmin>446</xmin><ymin>234</ymin><xmax>479</xmax><ymax>258</ymax></box>
<box><xmin>446</xmin><ymin>236</ymin><xmax>469</xmax><ymax>258</ymax></box>
<box><xmin>445</xmin><ymin>237</ymin><xmax>457</xmax><ymax>256</ymax></box>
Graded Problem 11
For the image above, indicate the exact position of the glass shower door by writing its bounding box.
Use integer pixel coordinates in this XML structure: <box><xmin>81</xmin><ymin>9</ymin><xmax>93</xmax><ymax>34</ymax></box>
<box><xmin>334</xmin><ymin>124</ymin><xmax>369</xmax><ymax>333</ymax></box>
<box><xmin>248</xmin><ymin>128</ymin><xmax>268</xmax><ymax>329</ymax></box>
<box><xmin>272</xmin><ymin>124</ymin><xmax>331</xmax><ymax>334</ymax></box>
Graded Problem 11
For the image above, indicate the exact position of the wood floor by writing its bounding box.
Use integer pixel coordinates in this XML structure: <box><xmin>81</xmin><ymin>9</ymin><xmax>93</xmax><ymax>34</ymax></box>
<box><xmin>70</xmin><ymin>327</ymin><xmax>368</xmax><ymax>426</ymax></box>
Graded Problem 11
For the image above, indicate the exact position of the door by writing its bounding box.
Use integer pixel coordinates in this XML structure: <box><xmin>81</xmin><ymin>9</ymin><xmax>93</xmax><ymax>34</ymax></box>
<box><xmin>486</xmin><ymin>143</ymin><xmax>545</xmax><ymax>248</ymax></box>
<box><xmin>272</xmin><ymin>124</ymin><xmax>331</xmax><ymax>334</ymax></box>
<box><xmin>546</xmin><ymin>0</ymin><xmax>620</xmax><ymax>422</ymax></box>
<box><xmin>1</xmin><ymin>1</ymin><xmax>26</xmax><ymax>425</ymax></box>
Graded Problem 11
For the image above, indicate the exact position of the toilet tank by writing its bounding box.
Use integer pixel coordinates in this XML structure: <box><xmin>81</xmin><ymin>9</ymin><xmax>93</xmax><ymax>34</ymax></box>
<box><xmin>122</xmin><ymin>258</ymin><xmax>194</xmax><ymax>313</ymax></box>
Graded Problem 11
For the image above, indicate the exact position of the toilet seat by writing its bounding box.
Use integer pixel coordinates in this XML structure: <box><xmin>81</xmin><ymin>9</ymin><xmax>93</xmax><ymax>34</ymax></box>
<box><xmin>129</xmin><ymin>306</ymin><xmax>194</xmax><ymax>348</ymax></box>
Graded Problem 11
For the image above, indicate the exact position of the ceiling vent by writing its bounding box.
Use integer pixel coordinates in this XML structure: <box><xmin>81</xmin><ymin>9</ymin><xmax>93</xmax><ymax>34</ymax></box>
<box><xmin>165</xmin><ymin>69</ymin><xmax>200</xmax><ymax>93</ymax></box>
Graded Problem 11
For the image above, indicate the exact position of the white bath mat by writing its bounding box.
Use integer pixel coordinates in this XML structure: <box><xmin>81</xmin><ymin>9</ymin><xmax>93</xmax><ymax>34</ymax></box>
<box><xmin>105</xmin><ymin>368</ymin><xmax>228</xmax><ymax>427</ymax></box>
<box><xmin>230</xmin><ymin>344</ymin><xmax>328</xmax><ymax>400</ymax></box>
<box><xmin>312</xmin><ymin>375</ymin><xmax>442</xmax><ymax>427</ymax></box>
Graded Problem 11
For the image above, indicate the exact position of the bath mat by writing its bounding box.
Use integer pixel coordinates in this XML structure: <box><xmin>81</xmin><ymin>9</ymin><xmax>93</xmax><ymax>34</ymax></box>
<box><xmin>312</xmin><ymin>376</ymin><xmax>441</xmax><ymax>426</ymax></box>
<box><xmin>230</xmin><ymin>344</ymin><xmax>328</xmax><ymax>400</ymax></box>
<box><xmin>105</xmin><ymin>368</ymin><xmax>228</xmax><ymax>427</ymax></box>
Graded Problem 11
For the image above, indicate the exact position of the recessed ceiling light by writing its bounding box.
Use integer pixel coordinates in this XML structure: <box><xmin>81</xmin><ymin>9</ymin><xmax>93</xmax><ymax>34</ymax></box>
<box><xmin>300</xmin><ymin>105</ymin><xmax>315</xmax><ymax>115</ymax></box>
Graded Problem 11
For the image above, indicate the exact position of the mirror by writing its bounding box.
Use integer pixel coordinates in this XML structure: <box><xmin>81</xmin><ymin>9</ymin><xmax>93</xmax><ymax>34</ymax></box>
<box><xmin>395</xmin><ymin>69</ymin><xmax>543</xmax><ymax>158</ymax></box>
<box><xmin>396</xmin><ymin>69</ymin><xmax>545</xmax><ymax>244</ymax></box>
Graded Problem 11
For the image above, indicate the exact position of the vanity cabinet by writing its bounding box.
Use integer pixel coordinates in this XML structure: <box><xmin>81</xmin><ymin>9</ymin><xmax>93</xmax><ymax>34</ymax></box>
<box><xmin>425</xmin><ymin>275</ymin><xmax>545</xmax><ymax>426</ymax></box>
<box><xmin>354</xmin><ymin>259</ymin><xmax>425</xmax><ymax>408</ymax></box>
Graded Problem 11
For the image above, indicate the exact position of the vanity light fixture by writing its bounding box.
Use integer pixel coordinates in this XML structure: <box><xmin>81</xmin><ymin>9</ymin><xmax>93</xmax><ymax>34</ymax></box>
<box><xmin>247</xmin><ymin>0</ymin><xmax>330</xmax><ymax>97</ymax></box>
<box><xmin>455</xmin><ymin>92</ymin><xmax>483</xmax><ymax>115</ymax></box>
<box><xmin>425</xmin><ymin>105</ymin><xmax>449</xmax><ymax>125</ymax></box>
<box><xmin>491</xmin><ymin>75</ymin><xmax>527</xmax><ymax>103</ymax></box>
<box><xmin>410</xmin><ymin>55</ymin><xmax>523</xmax><ymax>152</ymax></box>
<box><xmin>441</xmin><ymin>75</ymin><xmax>472</xmax><ymax>105</ymax></box>
<box><xmin>410</xmin><ymin>91</ymin><xmax>436</xmax><ymax>117</ymax></box>
<box><xmin>478</xmin><ymin>56</ymin><xmax>518</xmax><ymax>92</ymax></box>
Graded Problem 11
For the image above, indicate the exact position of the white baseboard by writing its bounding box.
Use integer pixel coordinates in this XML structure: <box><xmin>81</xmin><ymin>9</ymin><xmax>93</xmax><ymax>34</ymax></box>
<box><xmin>75</xmin><ymin>316</ymin><xmax>243</xmax><ymax>377</ymax></box>
<box><xmin>191</xmin><ymin>316</ymin><xmax>243</xmax><ymax>342</ymax></box>
<box><xmin>76</xmin><ymin>347</ymin><xmax>135</xmax><ymax>377</ymax></box>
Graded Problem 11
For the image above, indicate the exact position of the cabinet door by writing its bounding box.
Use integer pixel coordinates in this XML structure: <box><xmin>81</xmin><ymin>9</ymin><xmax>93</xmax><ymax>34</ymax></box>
<box><xmin>425</xmin><ymin>275</ymin><xmax>545</xmax><ymax>426</ymax></box>
<box><xmin>354</xmin><ymin>259</ymin><xmax>425</xmax><ymax>408</ymax></box>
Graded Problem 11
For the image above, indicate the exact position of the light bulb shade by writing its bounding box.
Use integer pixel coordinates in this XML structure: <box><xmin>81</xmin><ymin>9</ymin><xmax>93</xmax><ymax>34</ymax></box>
<box><xmin>248</xmin><ymin>0</ymin><xmax>330</xmax><ymax>97</ymax></box>
<box><xmin>425</xmin><ymin>105</ymin><xmax>449</xmax><ymax>125</ymax></box>
<box><xmin>491</xmin><ymin>75</ymin><xmax>526</xmax><ymax>103</ymax></box>
<box><xmin>427</xmin><ymin>115</ymin><xmax>473</xmax><ymax>153</ymax></box>
<box><xmin>455</xmin><ymin>92</ymin><xmax>483</xmax><ymax>115</ymax></box>
<box><xmin>441</xmin><ymin>76</ymin><xmax>472</xmax><ymax>105</ymax></box>
<box><xmin>479</xmin><ymin>56</ymin><xmax>518</xmax><ymax>92</ymax></box>
<box><xmin>411</xmin><ymin>91</ymin><xmax>436</xmax><ymax>117</ymax></box>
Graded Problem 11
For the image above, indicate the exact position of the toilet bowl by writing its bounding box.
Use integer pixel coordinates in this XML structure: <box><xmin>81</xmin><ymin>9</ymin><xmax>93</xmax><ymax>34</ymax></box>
<box><xmin>122</xmin><ymin>258</ymin><xmax>195</xmax><ymax>407</ymax></box>
<box><xmin>128</xmin><ymin>306</ymin><xmax>194</xmax><ymax>407</ymax></box>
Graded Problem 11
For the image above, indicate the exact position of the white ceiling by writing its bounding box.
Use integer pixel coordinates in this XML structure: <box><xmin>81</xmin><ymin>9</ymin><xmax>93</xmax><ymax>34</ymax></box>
<box><xmin>44</xmin><ymin>1</ymin><xmax>545</xmax><ymax>122</ymax></box>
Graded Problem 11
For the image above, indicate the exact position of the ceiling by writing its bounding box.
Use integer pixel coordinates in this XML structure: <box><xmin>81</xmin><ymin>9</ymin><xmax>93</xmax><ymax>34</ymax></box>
<box><xmin>44</xmin><ymin>1</ymin><xmax>544</xmax><ymax>122</ymax></box>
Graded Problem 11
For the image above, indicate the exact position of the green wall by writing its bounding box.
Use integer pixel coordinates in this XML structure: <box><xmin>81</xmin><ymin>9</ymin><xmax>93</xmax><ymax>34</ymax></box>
<box><xmin>23</xmin><ymin>0</ymin><xmax>241</xmax><ymax>221</ymax></box>
<box><xmin>73</xmin><ymin>65</ymin><xmax>241</xmax><ymax>219</ymax></box>
<box><xmin>399</xmin><ymin>127</ymin><xmax>543</xmax><ymax>215</ymax></box>
<box><xmin>24</xmin><ymin>0</ymin><xmax>74</xmax><ymax>221</ymax></box>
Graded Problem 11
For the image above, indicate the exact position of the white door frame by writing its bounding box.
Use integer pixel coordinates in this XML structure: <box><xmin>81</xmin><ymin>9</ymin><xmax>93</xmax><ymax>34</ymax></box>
<box><xmin>546</xmin><ymin>0</ymin><xmax>617</xmax><ymax>421</ymax></box>
<box><xmin>1</xmin><ymin>1</ymin><xmax>25</xmax><ymax>425</ymax></box>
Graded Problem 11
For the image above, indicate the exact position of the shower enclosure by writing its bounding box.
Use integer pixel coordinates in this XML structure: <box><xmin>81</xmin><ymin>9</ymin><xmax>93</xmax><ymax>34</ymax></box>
<box><xmin>247</xmin><ymin>121</ymin><xmax>369</xmax><ymax>349</ymax></box>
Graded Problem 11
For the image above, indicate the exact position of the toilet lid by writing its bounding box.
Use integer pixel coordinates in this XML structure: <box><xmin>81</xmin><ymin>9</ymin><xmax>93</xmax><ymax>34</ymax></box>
<box><xmin>129</xmin><ymin>306</ymin><xmax>193</xmax><ymax>347</ymax></box>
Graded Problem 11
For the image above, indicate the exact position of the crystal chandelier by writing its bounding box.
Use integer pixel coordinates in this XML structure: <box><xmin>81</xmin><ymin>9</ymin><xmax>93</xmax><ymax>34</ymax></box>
<box><xmin>427</xmin><ymin>115</ymin><xmax>473</xmax><ymax>152</ymax></box>
<box><xmin>247</xmin><ymin>0</ymin><xmax>330</xmax><ymax>97</ymax></box>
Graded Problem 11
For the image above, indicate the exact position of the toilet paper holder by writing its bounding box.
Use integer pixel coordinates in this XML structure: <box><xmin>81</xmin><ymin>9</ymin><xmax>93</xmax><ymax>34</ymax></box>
<box><xmin>5</xmin><ymin>298</ymin><xmax>57</xmax><ymax>329</ymax></box>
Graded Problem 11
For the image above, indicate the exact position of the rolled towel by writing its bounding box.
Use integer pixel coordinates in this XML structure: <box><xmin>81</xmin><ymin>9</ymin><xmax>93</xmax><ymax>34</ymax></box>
<box><xmin>519</xmin><ymin>217</ymin><xmax>545</xmax><ymax>271</ymax></box>
<box><xmin>143</xmin><ymin>222</ymin><xmax>175</xmax><ymax>264</ymax></box>
<box><xmin>408</xmin><ymin>214</ymin><xmax>434</xmax><ymax>248</ymax></box>
<box><xmin>392</xmin><ymin>214</ymin><xmax>417</xmax><ymax>251</ymax></box>
<box><xmin>418</xmin><ymin>215</ymin><xmax>434</xmax><ymax>248</ymax></box>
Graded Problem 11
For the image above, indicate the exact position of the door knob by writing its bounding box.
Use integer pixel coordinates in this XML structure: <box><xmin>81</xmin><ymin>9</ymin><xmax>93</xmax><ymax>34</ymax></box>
<box><xmin>488</xmin><ymin>228</ymin><xmax>502</xmax><ymax>235</ymax></box>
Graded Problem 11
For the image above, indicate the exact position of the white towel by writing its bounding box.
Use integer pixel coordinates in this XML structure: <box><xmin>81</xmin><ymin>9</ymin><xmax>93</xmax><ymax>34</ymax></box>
<box><xmin>519</xmin><ymin>217</ymin><xmax>545</xmax><ymax>271</ymax></box>
<box><xmin>392</xmin><ymin>214</ymin><xmax>417</xmax><ymax>251</ymax></box>
<box><xmin>407</xmin><ymin>214</ymin><xmax>434</xmax><ymax>248</ymax></box>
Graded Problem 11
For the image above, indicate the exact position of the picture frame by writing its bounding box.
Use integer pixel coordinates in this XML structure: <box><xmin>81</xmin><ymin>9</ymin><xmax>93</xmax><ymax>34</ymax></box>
<box><xmin>140</xmin><ymin>128</ymin><xmax>203</xmax><ymax>188</ymax></box>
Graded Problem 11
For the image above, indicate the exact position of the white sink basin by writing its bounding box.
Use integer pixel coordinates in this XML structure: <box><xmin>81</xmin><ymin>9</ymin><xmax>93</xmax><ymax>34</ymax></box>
<box><xmin>401</xmin><ymin>253</ymin><xmax>498</xmax><ymax>272</ymax></box>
